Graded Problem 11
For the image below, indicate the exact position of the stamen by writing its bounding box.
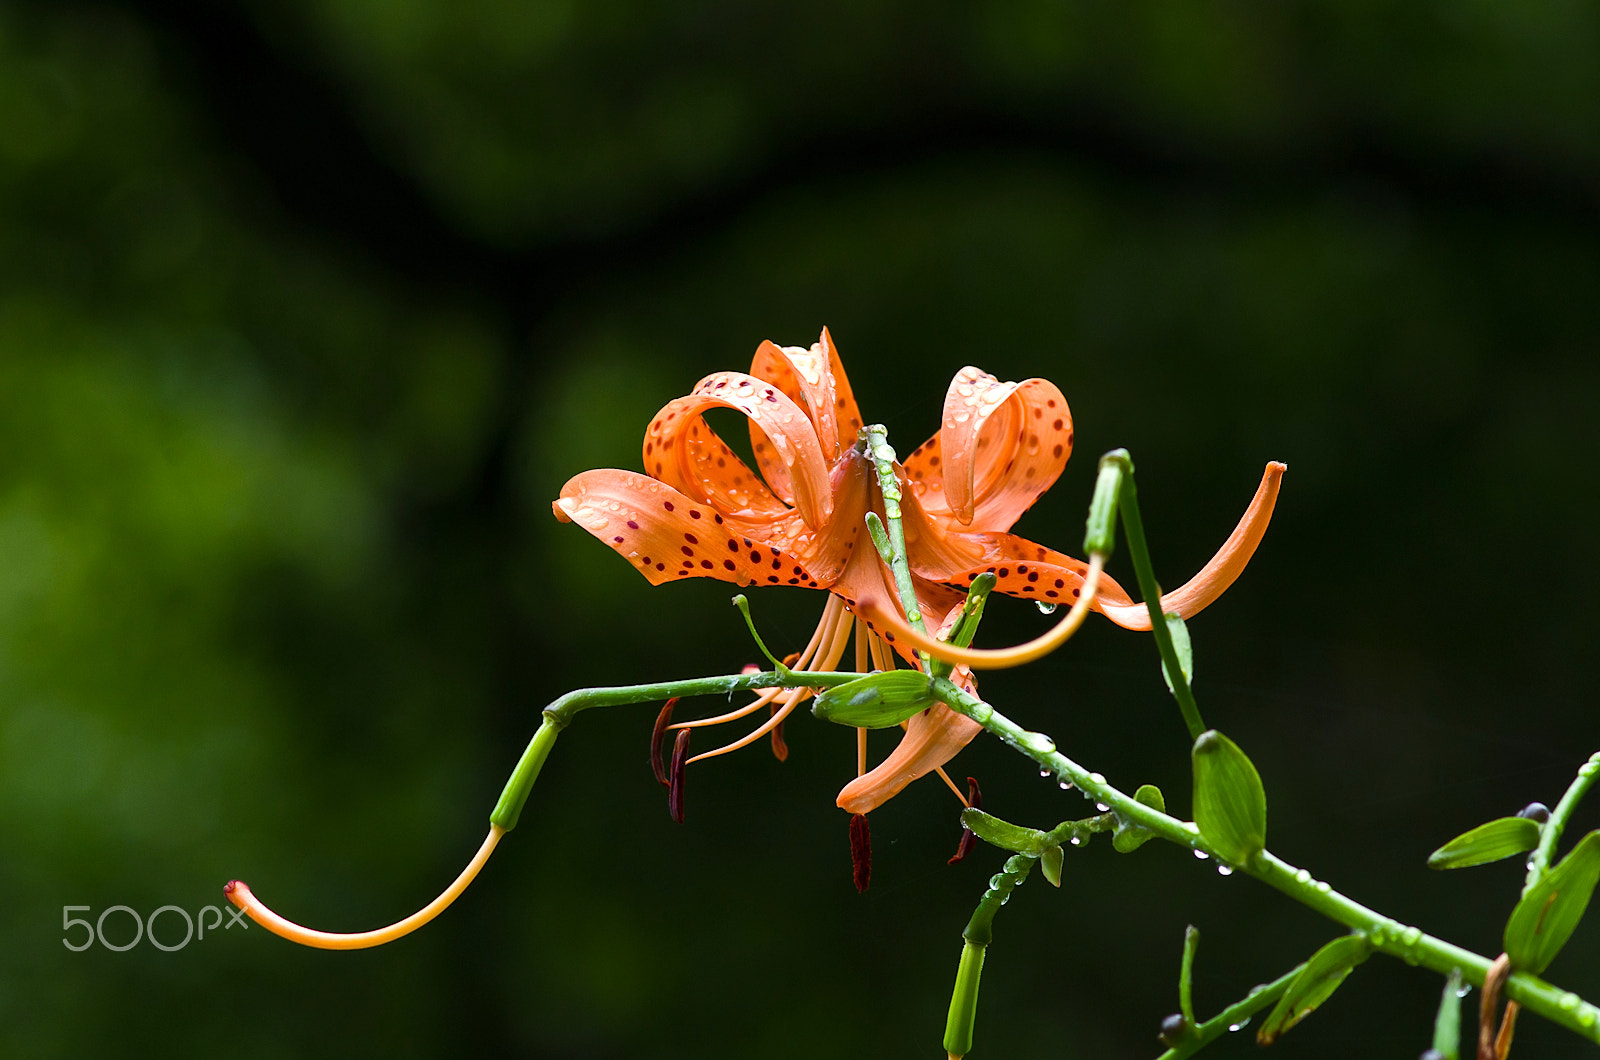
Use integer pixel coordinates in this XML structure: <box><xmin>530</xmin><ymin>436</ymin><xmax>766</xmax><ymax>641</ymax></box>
<box><xmin>857</xmin><ymin>726</ymin><xmax>868</xmax><ymax>778</ymax></box>
<box><xmin>673</xmin><ymin>597</ymin><xmax>841</xmax><ymax>730</ymax></box>
<box><xmin>650</xmin><ymin>698</ymin><xmax>678</xmax><ymax>787</ymax></box>
<box><xmin>934</xmin><ymin>766</ymin><xmax>970</xmax><ymax>806</ymax></box>
<box><xmin>688</xmin><ymin>603</ymin><xmax>854</xmax><ymax>764</ymax></box>
<box><xmin>849</xmin><ymin>813</ymin><xmax>872</xmax><ymax>893</ymax></box>
<box><xmin>688</xmin><ymin>686</ymin><xmax>806</xmax><ymax>763</ymax></box>
<box><xmin>668</xmin><ymin>729</ymin><xmax>691</xmax><ymax>823</ymax></box>
<box><xmin>223</xmin><ymin>825</ymin><xmax>504</xmax><ymax>950</ymax></box>
<box><xmin>948</xmin><ymin>777</ymin><xmax>981</xmax><ymax>864</ymax></box>
<box><xmin>769</xmin><ymin>700</ymin><xmax>790</xmax><ymax>762</ymax></box>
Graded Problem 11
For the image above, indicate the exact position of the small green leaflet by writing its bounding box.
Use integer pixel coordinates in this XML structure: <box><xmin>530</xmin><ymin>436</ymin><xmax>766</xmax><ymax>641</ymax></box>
<box><xmin>1427</xmin><ymin>817</ymin><xmax>1541</xmax><ymax>870</ymax></box>
<box><xmin>1256</xmin><ymin>934</ymin><xmax>1372</xmax><ymax>1045</ymax></box>
<box><xmin>1504</xmin><ymin>830</ymin><xmax>1600</xmax><ymax>974</ymax></box>
<box><xmin>1113</xmin><ymin>784</ymin><xmax>1166</xmax><ymax>854</ymax></box>
<box><xmin>1161</xmin><ymin>612</ymin><xmax>1194</xmax><ymax>693</ymax></box>
<box><xmin>1192</xmin><ymin>730</ymin><xmax>1267</xmax><ymax>866</ymax></box>
<box><xmin>960</xmin><ymin>808</ymin><xmax>1049</xmax><ymax>856</ymax></box>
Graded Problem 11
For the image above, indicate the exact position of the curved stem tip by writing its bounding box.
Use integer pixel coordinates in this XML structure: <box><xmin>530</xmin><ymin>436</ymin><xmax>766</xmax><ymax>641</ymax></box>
<box><xmin>224</xmin><ymin>824</ymin><xmax>505</xmax><ymax>950</ymax></box>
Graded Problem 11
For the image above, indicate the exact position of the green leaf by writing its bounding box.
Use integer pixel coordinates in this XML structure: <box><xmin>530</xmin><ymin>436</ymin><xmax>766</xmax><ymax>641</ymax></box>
<box><xmin>960</xmin><ymin>808</ymin><xmax>1048</xmax><ymax>855</ymax></box>
<box><xmin>1192</xmin><ymin>730</ymin><xmax>1267</xmax><ymax>866</ymax></box>
<box><xmin>1256</xmin><ymin>934</ymin><xmax>1372</xmax><ymax>1045</ymax></box>
<box><xmin>1431</xmin><ymin>968</ymin><xmax>1464</xmax><ymax>1060</ymax></box>
<box><xmin>1039</xmin><ymin>844</ymin><xmax>1063</xmax><ymax>887</ymax></box>
<box><xmin>1160</xmin><ymin>612</ymin><xmax>1194</xmax><ymax>693</ymax></box>
<box><xmin>1504</xmin><ymin>830</ymin><xmax>1600</xmax><ymax>974</ymax></box>
<box><xmin>810</xmin><ymin>670</ymin><xmax>935</xmax><ymax>728</ymax></box>
<box><xmin>1113</xmin><ymin>784</ymin><xmax>1166</xmax><ymax>853</ymax></box>
<box><xmin>1427</xmin><ymin>816</ymin><xmax>1541</xmax><ymax>870</ymax></box>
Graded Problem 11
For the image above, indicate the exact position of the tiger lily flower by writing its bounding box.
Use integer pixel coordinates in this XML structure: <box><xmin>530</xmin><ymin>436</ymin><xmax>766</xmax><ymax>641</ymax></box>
<box><xmin>554</xmin><ymin>330</ymin><xmax>1284</xmax><ymax>814</ymax></box>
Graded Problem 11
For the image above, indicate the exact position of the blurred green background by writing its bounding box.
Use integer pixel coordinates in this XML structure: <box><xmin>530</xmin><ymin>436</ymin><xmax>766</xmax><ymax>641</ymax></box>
<box><xmin>3</xmin><ymin>1</ymin><xmax>1598</xmax><ymax>1056</ymax></box>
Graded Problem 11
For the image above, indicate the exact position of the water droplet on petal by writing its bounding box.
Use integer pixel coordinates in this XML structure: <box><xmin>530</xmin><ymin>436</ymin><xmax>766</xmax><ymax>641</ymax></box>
<box><xmin>1193</xmin><ymin>850</ymin><xmax>1209</xmax><ymax>861</ymax></box>
<box><xmin>1036</xmin><ymin>601</ymin><xmax>1058</xmax><ymax>614</ymax></box>
<box><xmin>1216</xmin><ymin>865</ymin><xmax>1233</xmax><ymax>877</ymax></box>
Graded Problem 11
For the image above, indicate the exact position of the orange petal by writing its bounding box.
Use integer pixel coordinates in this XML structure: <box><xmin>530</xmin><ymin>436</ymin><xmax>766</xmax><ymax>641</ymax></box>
<box><xmin>835</xmin><ymin>702</ymin><xmax>982</xmax><ymax>814</ymax></box>
<box><xmin>910</xmin><ymin>530</ymin><xmax>1124</xmax><ymax>609</ymax></box>
<box><xmin>555</xmin><ymin>469</ymin><xmax>825</xmax><ymax>588</ymax></box>
<box><xmin>1096</xmin><ymin>462</ymin><xmax>1286</xmax><ymax>630</ymax></box>
<box><xmin>750</xmin><ymin>338</ymin><xmax>842</xmax><ymax>463</ymax></box>
<box><xmin>937</xmin><ymin>368</ymin><xmax>1072</xmax><ymax>530</ymax></box>
<box><xmin>646</xmin><ymin>372</ymin><xmax>834</xmax><ymax>530</ymax></box>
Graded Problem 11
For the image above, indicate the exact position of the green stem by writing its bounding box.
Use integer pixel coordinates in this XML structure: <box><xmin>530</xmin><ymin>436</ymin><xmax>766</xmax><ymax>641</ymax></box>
<box><xmin>945</xmin><ymin>852</ymin><xmax>1038</xmax><ymax>1057</ymax></box>
<box><xmin>862</xmin><ymin>425</ymin><xmax>931</xmax><ymax>670</ymax></box>
<box><xmin>924</xmin><ymin>678</ymin><xmax>1600</xmax><ymax>1045</ymax></box>
<box><xmin>490</xmin><ymin>667</ymin><xmax>866</xmax><ymax>831</ymax></box>
<box><xmin>1525</xmin><ymin>750</ymin><xmax>1600</xmax><ymax>890</ymax></box>
<box><xmin>1179</xmin><ymin>925</ymin><xmax>1199</xmax><ymax>1026</ymax></box>
<box><xmin>1103</xmin><ymin>449</ymin><xmax>1205</xmax><ymax>741</ymax></box>
<box><xmin>1154</xmin><ymin>963</ymin><xmax>1304</xmax><ymax>1060</ymax></box>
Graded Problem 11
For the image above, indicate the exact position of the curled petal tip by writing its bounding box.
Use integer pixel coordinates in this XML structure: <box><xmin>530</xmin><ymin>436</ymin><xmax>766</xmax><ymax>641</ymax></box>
<box><xmin>552</xmin><ymin>497</ymin><xmax>576</xmax><ymax>522</ymax></box>
<box><xmin>1098</xmin><ymin>460</ymin><xmax>1285</xmax><ymax>631</ymax></box>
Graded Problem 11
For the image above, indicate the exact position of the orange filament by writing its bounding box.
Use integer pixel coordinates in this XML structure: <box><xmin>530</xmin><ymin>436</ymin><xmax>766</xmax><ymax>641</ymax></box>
<box><xmin>674</xmin><ymin>597</ymin><xmax>843</xmax><ymax>731</ymax></box>
<box><xmin>690</xmin><ymin>604</ymin><xmax>857</xmax><ymax>763</ymax></box>
<box><xmin>224</xmin><ymin>824</ymin><xmax>504</xmax><ymax>950</ymax></box>
<box><xmin>934</xmin><ymin>766</ymin><xmax>970</xmax><ymax>806</ymax></box>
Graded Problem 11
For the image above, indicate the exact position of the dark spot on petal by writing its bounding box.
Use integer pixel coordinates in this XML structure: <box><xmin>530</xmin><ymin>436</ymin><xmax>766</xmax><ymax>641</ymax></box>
<box><xmin>724</xmin><ymin>560</ymin><xmax>736</xmax><ymax>571</ymax></box>
<box><xmin>1045</xmin><ymin>590</ymin><xmax>1059</xmax><ymax>598</ymax></box>
<box><xmin>1053</xmin><ymin>444</ymin><xmax>1064</xmax><ymax>459</ymax></box>
<box><xmin>681</xmin><ymin>546</ymin><xmax>694</xmax><ymax>557</ymax></box>
<box><xmin>613</xmin><ymin>536</ymin><xmax>624</xmax><ymax>544</ymax></box>
<box><xmin>1027</xmin><ymin>571</ymin><xmax>1039</xmax><ymax>582</ymax></box>
<box><xmin>689</xmin><ymin>509</ymin><xmax>702</xmax><ymax>520</ymax></box>
<box><xmin>663</xmin><ymin>501</ymin><xmax>675</xmax><ymax>512</ymax></box>
<box><xmin>627</xmin><ymin>520</ymin><xmax>640</xmax><ymax>530</ymax></box>
<box><xmin>701</xmin><ymin>560</ymin><xmax>713</xmax><ymax>569</ymax></box>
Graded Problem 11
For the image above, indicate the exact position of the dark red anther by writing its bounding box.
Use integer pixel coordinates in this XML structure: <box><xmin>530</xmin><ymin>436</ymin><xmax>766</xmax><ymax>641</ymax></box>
<box><xmin>948</xmin><ymin>776</ymin><xmax>982</xmax><ymax>864</ymax></box>
<box><xmin>667</xmin><ymin>728</ymin><xmax>691</xmax><ymax>823</ymax></box>
<box><xmin>849</xmin><ymin>813</ymin><xmax>872</xmax><ymax>893</ymax></box>
<box><xmin>650</xmin><ymin>698</ymin><xmax>678</xmax><ymax>787</ymax></box>
<box><xmin>769</xmin><ymin>702</ymin><xmax>790</xmax><ymax>762</ymax></box>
